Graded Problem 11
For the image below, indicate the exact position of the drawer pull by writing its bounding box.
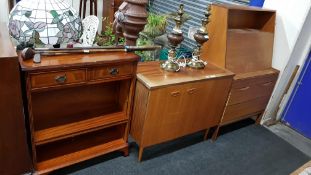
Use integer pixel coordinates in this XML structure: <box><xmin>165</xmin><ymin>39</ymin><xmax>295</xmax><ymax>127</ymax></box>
<box><xmin>171</xmin><ymin>91</ymin><xmax>181</xmax><ymax>97</ymax></box>
<box><xmin>109</xmin><ymin>68</ymin><xmax>119</xmax><ymax>76</ymax></box>
<box><xmin>262</xmin><ymin>82</ymin><xmax>273</xmax><ymax>86</ymax></box>
<box><xmin>187</xmin><ymin>88</ymin><xmax>197</xmax><ymax>94</ymax></box>
<box><xmin>239</xmin><ymin>86</ymin><xmax>250</xmax><ymax>91</ymax></box>
<box><xmin>55</xmin><ymin>74</ymin><xmax>67</xmax><ymax>84</ymax></box>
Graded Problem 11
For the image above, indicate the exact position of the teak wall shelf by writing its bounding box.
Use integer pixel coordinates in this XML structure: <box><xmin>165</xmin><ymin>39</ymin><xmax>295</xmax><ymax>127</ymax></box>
<box><xmin>19</xmin><ymin>52</ymin><xmax>139</xmax><ymax>174</ymax></box>
<box><xmin>201</xmin><ymin>4</ymin><xmax>279</xmax><ymax>139</ymax></box>
<box><xmin>130</xmin><ymin>61</ymin><xmax>234</xmax><ymax>161</ymax></box>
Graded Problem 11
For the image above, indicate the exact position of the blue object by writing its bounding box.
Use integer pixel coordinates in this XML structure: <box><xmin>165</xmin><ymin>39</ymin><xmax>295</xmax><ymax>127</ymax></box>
<box><xmin>282</xmin><ymin>51</ymin><xmax>311</xmax><ymax>139</ymax></box>
<box><xmin>249</xmin><ymin>0</ymin><xmax>265</xmax><ymax>7</ymax></box>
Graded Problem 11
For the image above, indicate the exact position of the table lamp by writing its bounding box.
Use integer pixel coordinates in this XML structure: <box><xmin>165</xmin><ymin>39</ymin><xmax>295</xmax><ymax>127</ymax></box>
<box><xmin>8</xmin><ymin>0</ymin><xmax>82</xmax><ymax>48</ymax></box>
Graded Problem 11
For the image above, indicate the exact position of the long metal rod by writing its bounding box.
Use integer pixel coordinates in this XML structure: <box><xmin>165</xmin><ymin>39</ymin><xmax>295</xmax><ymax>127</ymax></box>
<box><xmin>22</xmin><ymin>45</ymin><xmax>162</xmax><ymax>60</ymax></box>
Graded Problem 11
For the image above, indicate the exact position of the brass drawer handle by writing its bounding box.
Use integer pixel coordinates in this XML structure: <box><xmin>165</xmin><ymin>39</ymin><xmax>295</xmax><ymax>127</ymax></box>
<box><xmin>262</xmin><ymin>82</ymin><xmax>273</xmax><ymax>86</ymax></box>
<box><xmin>109</xmin><ymin>68</ymin><xmax>119</xmax><ymax>76</ymax></box>
<box><xmin>55</xmin><ymin>74</ymin><xmax>67</xmax><ymax>84</ymax></box>
<box><xmin>239</xmin><ymin>86</ymin><xmax>250</xmax><ymax>91</ymax></box>
<box><xmin>187</xmin><ymin>88</ymin><xmax>197</xmax><ymax>94</ymax></box>
<box><xmin>171</xmin><ymin>91</ymin><xmax>181</xmax><ymax>97</ymax></box>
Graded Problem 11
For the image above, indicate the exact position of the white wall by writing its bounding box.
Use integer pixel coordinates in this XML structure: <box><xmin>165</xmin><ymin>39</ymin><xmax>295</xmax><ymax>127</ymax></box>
<box><xmin>262</xmin><ymin>0</ymin><xmax>311</xmax><ymax>122</ymax></box>
<box><xmin>0</xmin><ymin>0</ymin><xmax>9</xmax><ymax>24</ymax></box>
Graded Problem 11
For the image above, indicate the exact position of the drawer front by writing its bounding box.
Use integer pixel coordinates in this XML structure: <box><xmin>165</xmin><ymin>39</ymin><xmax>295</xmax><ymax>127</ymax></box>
<box><xmin>228</xmin><ymin>80</ymin><xmax>276</xmax><ymax>105</ymax></box>
<box><xmin>89</xmin><ymin>64</ymin><xmax>134</xmax><ymax>80</ymax></box>
<box><xmin>222</xmin><ymin>96</ymin><xmax>270</xmax><ymax>124</ymax></box>
<box><xmin>232</xmin><ymin>72</ymin><xmax>278</xmax><ymax>89</ymax></box>
<box><xmin>30</xmin><ymin>69</ymin><xmax>86</xmax><ymax>89</ymax></box>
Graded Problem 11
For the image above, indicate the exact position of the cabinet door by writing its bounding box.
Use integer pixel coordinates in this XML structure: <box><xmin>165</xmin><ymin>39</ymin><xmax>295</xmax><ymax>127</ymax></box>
<box><xmin>142</xmin><ymin>84</ymin><xmax>187</xmax><ymax>147</ymax></box>
<box><xmin>183</xmin><ymin>78</ymin><xmax>232</xmax><ymax>132</ymax></box>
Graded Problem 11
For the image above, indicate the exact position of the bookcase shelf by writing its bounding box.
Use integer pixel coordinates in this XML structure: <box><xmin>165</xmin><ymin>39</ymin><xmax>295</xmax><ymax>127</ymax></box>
<box><xmin>36</xmin><ymin>125</ymin><xmax>127</xmax><ymax>174</ymax></box>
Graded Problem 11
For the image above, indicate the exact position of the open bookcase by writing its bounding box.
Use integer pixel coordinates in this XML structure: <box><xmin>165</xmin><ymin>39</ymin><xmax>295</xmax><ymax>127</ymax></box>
<box><xmin>20</xmin><ymin>52</ymin><xmax>139</xmax><ymax>174</ymax></box>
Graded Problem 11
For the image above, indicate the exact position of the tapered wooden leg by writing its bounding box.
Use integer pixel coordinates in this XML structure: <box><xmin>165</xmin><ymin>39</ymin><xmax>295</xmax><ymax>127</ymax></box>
<box><xmin>204</xmin><ymin>129</ymin><xmax>210</xmax><ymax>140</ymax></box>
<box><xmin>212</xmin><ymin>125</ymin><xmax>220</xmax><ymax>141</ymax></box>
<box><xmin>256</xmin><ymin>113</ymin><xmax>264</xmax><ymax>125</ymax></box>
<box><xmin>138</xmin><ymin>147</ymin><xmax>144</xmax><ymax>162</ymax></box>
<box><xmin>121</xmin><ymin>146</ymin><xmax>129</xmax><ymax>157</ymax></box>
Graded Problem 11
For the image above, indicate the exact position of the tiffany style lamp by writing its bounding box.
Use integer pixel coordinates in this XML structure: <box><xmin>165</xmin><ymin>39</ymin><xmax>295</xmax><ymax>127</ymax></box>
<box><xmin>8</xmin><ymin>0</ymin><xmax>82</xmax><ymax>46</ymax></box>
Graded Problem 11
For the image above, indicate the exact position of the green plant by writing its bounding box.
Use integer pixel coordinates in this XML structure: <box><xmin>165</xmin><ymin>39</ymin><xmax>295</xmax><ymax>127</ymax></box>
<box><xmin>135</xmin><ymin>37</ymin><xmax>155</xmax><ymax>61</ymax></box>
<box><xmin>142</xmin><ymin>13</ymin><xmax>167</xmax><ymax>39</ymax></box>
<box><xmin>136</xmin><ymin>13</ymin><xmax>167</xmax><ymax>61</ymax></box>
<box><xmin>96</xmin><ymin>17</ymin><xmax>124</xmax><ymax>46</ymax></box>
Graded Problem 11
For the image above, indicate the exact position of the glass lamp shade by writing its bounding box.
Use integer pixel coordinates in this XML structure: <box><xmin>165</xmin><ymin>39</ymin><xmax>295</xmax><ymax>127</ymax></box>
<box><xmin>8</xmin><ymin>0</ymin><xmax>82</xmax><ymax>45</ymax></box>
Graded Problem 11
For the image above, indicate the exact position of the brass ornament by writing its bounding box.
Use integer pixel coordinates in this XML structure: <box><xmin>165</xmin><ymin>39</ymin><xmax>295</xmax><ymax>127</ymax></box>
<box><xmin>160</xmin><ymin>4</ymin><xmax>186</xmax><ymax>72</ymax></box>
<box><xmin>187</xmin><ymin>4</ymin><xmax>211</xmax><ymax>69</ymax></box>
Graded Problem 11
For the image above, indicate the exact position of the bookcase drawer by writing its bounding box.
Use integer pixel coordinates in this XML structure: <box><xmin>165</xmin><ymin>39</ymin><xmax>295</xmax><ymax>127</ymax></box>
<box><xmin>30</xmin><ymin>69</ymin><xmax>86</xmax><ymax>89</ymax></box>
<box><xmin>88</xmin><ymin>64</ymin><xmax>134</xmax><ymax>80</ymax></box>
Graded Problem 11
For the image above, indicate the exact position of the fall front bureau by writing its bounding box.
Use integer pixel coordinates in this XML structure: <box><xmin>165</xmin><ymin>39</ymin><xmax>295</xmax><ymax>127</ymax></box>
<box><xmin>130</xmin><ymin>61</ymin><xmax>234</xmax><ymax>161</ymax></box>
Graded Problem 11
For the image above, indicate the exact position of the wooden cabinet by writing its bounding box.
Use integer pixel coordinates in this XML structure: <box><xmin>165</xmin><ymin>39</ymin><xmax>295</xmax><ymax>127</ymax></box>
<box><xmin>0</xmin><ymin>23</ymin><xmax>33</xmax><ymax>175</ymax></box>
<box><xmin>201</xmin><ymin>4</ymin><xmax>279</xmax><ymax>139</ymax></box>
<box><xmin>130</xmin><ymin>61</ymin><xmax>234</xmax><ymax>161</ymax></box>
<box><xmin>19</xmin><ymin>52</ymin><xmax>139</xmax><ymax>174</ymax></box>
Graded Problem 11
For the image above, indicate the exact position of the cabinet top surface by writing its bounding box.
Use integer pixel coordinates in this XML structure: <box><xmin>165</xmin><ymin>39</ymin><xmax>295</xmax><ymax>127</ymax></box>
<box><xmin>213</xmin><ymin>4</ymin><xmax>275</xmax><ymax>12</ymax></box>
<box><xmin>0</xmin><ymin>24</ymin><xmax>18</xmax><ymax>59</ymax></box>
<box><xmin>137</xmin><ymin>61</ymin><xmax>234</xmax><ymax>89</ymax></box>
<box><xmin>19</xmin><ymin>52</ymin><xmax>140</xmax><ymax>72</ymax></box>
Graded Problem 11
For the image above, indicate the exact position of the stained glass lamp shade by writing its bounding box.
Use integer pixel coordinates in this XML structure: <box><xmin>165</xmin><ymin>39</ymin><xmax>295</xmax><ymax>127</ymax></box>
<box><xmin>8</xmin><ymin>0</ymin><xmax>82</xmax><ymax>46</ymax></box>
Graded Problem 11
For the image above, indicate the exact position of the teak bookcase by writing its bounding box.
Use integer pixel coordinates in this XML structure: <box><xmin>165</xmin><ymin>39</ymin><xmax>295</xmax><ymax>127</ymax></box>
<box><xmin>19</xmin><ymin>52</ymin><xmax>139</xmax><ymax>174</ymax></box>
<box><xmin>201</xmin><ymin>4</ymin><xmax>279</xmax><ymax>139</ymax></box>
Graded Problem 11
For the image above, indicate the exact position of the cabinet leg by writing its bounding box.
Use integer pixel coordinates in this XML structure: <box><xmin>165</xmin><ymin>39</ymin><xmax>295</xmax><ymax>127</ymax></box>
<box><xmin>121</xmin><ymin>146</ymin><xmax>129</xmax><ymax>157</ymax></box>
<box><xmin>256</xmin><ymin>113</ymin><xmax>264</xmax><ymax>125</ymax></box>
<box><xmin>204</xmin><ymin>129</ymin><xmax>210</xmax><ymax>140</ymax></box>
<box><xmin>212</xmin><ymin>126</ymin><xmax>220</xmax><ymax>141</ymax></box>
<box><xmin>138</xmin><ymin>147</ymin><xmax>144</xmax><ymax>162</ymax></box>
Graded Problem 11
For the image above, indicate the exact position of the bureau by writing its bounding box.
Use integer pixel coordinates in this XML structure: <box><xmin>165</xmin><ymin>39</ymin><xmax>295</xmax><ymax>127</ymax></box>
<box><xmin>19</xmin><ymin>52</ymin><xmax>139</xmax><ymax>174</ymax></box>
<box><xmin>130</xmin><ymin>61</ymin><xmax>234</xmax><ymax>161</ymax></box>
<box><xmin>201</xmin><ymin>4</ymin><xmax>280</xmax><ymax>140</ymax></box>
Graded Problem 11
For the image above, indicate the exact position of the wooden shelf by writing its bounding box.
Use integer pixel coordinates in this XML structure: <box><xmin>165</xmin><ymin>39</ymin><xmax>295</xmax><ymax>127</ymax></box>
<box><xmin>37</xmin><ymin>139</ymin><xmax>127</xmax><ymax>175</ymax></box>
<box><xmin>34</xmin><ymin>112</ymin><xmax>127</xmax><ymax>145</ymax></box>
<box><xmin>36</xmin><ymin>124</ymin><xmax>127</xmax><ymax>174</ymax></box>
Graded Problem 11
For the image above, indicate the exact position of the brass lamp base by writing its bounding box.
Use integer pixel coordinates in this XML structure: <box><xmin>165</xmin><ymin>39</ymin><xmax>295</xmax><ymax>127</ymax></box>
<box><xmin>187</xmin><ymin>58</ymin><xmax>207</xmax><ymax>69</ymax></box>
<box><xmin>160</xmin><ymin>61</ymin><xmax>180</xmax><ymax>72</ymax></box>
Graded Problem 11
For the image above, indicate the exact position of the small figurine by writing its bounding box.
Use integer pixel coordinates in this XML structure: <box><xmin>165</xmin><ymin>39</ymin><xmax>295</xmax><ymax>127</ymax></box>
<box><xmin>80</xmin><ymin>15</ymin><xmax>99</xmax><ymax>47</ymax></box>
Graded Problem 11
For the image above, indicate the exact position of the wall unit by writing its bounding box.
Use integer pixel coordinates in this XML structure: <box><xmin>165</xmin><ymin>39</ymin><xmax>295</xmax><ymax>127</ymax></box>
<box><xmin>19</xmin><ymin>52</ymin><xmax>139</xmax><ymax>174</ymax></box>
<box><xmin>0</xmin><ymin>23</ymin><xmax>33</xmax><ymax>175</ymax></box>
<box><xmin>130</xmin><ymin>61</ymin><xmax>234</xmax><ymax>161</ymax></box>
<box><xmin>201</xmin><ymin>4</ymin><xmax>279</xmax><ymax>140</ymax></box>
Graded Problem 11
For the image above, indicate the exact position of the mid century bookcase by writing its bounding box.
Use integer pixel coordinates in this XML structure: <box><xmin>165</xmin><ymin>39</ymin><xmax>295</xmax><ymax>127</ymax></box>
<box><xmin>201</xmin><ymin>4</ymin><xmax>279</xmax><ymax>139</ymax></box>
<box><xmin>19</xmin><ymin>52</ymin><xmax>139</xmax><ymax>174</ymax></box>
